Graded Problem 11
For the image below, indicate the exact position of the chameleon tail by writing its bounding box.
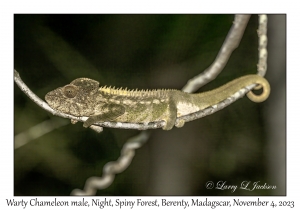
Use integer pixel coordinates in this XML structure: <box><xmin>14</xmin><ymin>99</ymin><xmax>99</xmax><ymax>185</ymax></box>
<box><xmin>246</xmin><ymin>76</ymin><xmax>270</xmax><ymax>102</ymax></box>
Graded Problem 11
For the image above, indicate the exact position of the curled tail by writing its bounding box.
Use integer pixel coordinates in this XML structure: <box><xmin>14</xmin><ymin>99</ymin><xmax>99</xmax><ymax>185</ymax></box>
<box><xmin>246</xmin><ymin>75</ymin><xmax>270</xmax><ymax>102</ymax></box>
<box><xmin>217</xmin><ymin>74</ymin><xmax>270</xmax><ymax>103</ymax></box>
<box><xmin>192</xmin><ymin>74</ymin><xmax>270</xmax><ymax>110</ymax></box>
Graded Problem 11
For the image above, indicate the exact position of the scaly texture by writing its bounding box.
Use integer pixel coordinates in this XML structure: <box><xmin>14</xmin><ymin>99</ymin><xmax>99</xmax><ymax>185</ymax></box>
<box><xmin>45</xmin><ymin>74</ymin><xmax>270</xmax><ymax>130</ymax></box>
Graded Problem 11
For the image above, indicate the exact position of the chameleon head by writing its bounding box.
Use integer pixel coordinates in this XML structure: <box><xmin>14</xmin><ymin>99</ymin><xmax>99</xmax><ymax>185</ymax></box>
<box><xmin>45</xmin><ymin>78</ymin><xmax>100</xmax><ymax>116</ymax></box>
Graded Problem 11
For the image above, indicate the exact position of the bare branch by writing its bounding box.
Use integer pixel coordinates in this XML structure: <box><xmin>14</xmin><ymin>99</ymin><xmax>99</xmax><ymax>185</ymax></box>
<box><xmin>257</xmin><ymin>15</ymin><xmax>268</xmax><ymax>77</ymax></box>
<box><xmin>182</xmin><ymin>15</ymin><xmax>251</xmax><ymax>93</ymax></box>
<box><xmin>14</xmin><ymin>69</ymin><xmax>258</xmax><ymax>131</ymax></box>
<box><xmin>71</xmin><ymin>131</ymin><xmax>150</xmax><ymax>195</ymax></box>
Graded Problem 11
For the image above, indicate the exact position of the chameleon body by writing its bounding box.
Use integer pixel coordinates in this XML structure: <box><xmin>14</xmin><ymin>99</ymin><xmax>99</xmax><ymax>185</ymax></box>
<box><xmin>45</xmin><ymin>74</ymin><xmax>270</xmax><ymax>130</ymax></box>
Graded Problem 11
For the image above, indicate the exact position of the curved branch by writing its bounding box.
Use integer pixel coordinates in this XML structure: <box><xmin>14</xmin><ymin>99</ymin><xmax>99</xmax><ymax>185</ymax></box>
<box><xmin>182</xmin><ymin>15</ymin><xmax>251</xmax><ymax>93</ymax></box>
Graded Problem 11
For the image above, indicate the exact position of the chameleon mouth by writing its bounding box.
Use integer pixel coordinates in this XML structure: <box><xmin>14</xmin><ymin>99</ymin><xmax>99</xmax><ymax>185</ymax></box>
<box><xmin>45</xmin><ymin>94</ymin><xmax>70</xmax><ymax>114</ymax></box>
<box><xmin>45</xmin><ymin>94</ymin><xmax>59</xmax><ymax>108</ymax></box>
<box><xmin>45</xmin><ymin>91</ymin><xmax>82</xmax><ymax>116</ymax></box>
<box><xmin>45</xmin><ymin>91</ymin><xmax>66</xmax><ymax>109</ymax></box>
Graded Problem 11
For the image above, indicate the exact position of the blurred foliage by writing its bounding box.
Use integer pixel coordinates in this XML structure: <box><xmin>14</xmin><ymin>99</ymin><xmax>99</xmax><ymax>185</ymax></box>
<box><xmin>14</xmin><ymin>14</ymin><xmax>284</xmax><ymax>196</ymax></box>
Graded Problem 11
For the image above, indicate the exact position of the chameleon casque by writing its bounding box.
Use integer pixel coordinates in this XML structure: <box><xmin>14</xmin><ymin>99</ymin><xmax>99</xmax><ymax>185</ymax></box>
<box><xmin>45</xmin><ymin>74</ymin><xmax>270</xmax><ymax>130</ymax></box>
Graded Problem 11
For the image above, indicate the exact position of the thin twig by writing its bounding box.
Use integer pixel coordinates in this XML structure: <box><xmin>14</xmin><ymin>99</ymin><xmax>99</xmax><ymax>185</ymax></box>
<box><xmin>182</xmin><ymin>15</ymin><xmax>251</xmax><ymax>93</ymax></box>
<box><xmin>257</xmin><ymin>15</ymin><xmax>268</xmax><ymax>77</ymax></box>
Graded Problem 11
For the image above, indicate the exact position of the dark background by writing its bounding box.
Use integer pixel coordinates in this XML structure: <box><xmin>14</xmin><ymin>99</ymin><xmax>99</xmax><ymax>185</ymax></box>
<box><xmin>14</xmin><ymin>14</ymin><xmax>286</xmax><ymax>196</ymax></box>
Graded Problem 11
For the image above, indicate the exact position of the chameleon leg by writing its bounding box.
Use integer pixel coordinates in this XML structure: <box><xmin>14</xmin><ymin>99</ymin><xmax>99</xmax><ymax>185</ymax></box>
<box><xmin>83</xmin><ymin>104</ymin><xmax>125</xmax><ymax>128</ymax></box>
<box><xmin>162</xmin><ymin>101</ymin><xmax>177</xmax><ymax>130</ymax></box>
<box><xmin>175</xmin><ymin>119</ymin><xmax>185</xmax><ymax>128</ymax></box>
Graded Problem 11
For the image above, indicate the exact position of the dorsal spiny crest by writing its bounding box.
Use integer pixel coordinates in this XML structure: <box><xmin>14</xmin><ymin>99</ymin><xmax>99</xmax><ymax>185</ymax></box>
<box><xmin>99</xmin><ymin>84</ymin><xmax>170</xmax><ymax>99</ymax></box>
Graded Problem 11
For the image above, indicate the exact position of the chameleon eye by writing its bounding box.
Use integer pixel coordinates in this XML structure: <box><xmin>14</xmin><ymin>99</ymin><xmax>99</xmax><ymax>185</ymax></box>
<box><xmin>63</xmin><ymin>85</ymin><xmax>78</xmax><ymax>98</ymax></box>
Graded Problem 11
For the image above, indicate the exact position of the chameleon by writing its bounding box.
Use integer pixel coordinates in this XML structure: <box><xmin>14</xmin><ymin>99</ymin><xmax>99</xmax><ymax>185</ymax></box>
<box><xmin>45</xmin><ymin>74</ymin><xmax>270</xmax><ymax>130</ymax></box>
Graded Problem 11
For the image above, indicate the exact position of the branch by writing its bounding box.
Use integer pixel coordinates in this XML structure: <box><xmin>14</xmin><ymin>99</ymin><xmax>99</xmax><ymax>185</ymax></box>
<box><xmin>257</xmin><ymin>15</ymin><xmax>268</xmax><ymax>77</ymax></box>
<box><xmin>182</xmin><ymin>15</ymin><xmax>251</xmax><ymax>93</ymax></box>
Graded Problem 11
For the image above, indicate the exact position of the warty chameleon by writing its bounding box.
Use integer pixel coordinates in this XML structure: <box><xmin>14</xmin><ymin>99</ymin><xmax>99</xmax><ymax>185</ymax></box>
<box><xmin>45</xmin><ymin>74</ymin><xmax>270</xmax><ymax>130</ymax></box>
